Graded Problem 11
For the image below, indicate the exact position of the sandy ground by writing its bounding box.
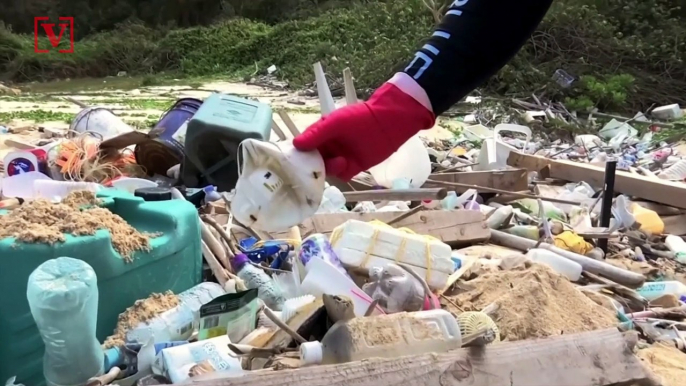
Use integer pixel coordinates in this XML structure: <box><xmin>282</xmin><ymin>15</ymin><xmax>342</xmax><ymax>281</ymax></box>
<box><xmin>0</xmin><ymin>80</ymin><xmax>455</xmax><ymax>161</ymax></box>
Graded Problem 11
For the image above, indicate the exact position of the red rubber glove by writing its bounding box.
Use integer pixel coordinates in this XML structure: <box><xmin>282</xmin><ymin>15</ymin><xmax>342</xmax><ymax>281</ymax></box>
<box><xmin>292</xmin><ymin>82</ymin><xmax>435</xmax><ymax>181</ymax></box>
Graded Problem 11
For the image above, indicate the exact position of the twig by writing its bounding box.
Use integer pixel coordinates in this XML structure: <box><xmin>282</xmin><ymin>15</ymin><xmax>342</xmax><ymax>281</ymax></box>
<box><xmin>387</xmin><ymin>205</ymin><xmax>423</xmax><ymax>227</ymax></box>
<box><xmin>262</xmin><ymin>307</ymin><xmax>307</xmax><ymax>344</ymax></box>
<box><xmin>440</xmin><ymin>293</ymin><xmax>464</xmax><ymax>313</ymax></box>
<box><xmin>364</xmin><ymin>299</ymin><xmax>380</xmax><ymax>317</ymax></box>
<box><xmin>202</xmin><ymin>214</ymin><xmax>239</xmax><ymax>260</ymax></box>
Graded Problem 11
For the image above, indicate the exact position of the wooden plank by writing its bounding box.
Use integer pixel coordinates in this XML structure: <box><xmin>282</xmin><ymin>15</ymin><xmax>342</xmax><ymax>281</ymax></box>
<box><xmin>424</xmin><ymin>169</ymin><xmax>528</xmax><ymax>192</ymax></box>
<box><xmin>271</xmin><ymin>210</ymin><xmax>489</xmax><ymax>247</ymax></box>
<box><xmin>508</xmin><ymin>153</ymin><xmax>686</xmax><ymax>209</ymax></box>
<box><xmin>191</xmin><ymin>329</ymin><xmax>657</xmax><ymax>386</ymax></box>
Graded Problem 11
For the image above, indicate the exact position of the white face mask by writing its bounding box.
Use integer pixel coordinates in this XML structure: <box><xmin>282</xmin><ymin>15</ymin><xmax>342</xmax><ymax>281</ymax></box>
<box><xmin>231</xmin><ymin>138</ymin><xmax>326</xmax><ymax>232</ymax></box>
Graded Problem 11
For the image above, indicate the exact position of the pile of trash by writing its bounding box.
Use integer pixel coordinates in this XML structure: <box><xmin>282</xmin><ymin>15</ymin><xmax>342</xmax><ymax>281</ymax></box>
<box><xmin>2</xmin><ymin>64</ymin><xmax>686</xmax><ymax>386</ymax></box>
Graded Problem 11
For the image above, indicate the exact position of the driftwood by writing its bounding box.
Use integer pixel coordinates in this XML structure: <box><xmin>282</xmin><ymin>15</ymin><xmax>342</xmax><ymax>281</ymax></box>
<box><xmin>270</xmin><ymin>210</ymin><xmax>490</xmax><ymax>247</ymax></box>
<box><xmin>186</xmin><ymin>329</ymin><xmax>658</xmax><ymax>386</ymax></box>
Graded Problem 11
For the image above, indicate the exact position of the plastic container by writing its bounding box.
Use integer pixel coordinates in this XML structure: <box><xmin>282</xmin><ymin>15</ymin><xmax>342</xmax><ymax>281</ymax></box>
<box><xmin>299</xmin><ymin>310</ymin><xmax>461</xmax><ymax>365</ymax></box>
<box><xmin>231</xmin><ymin>139</ymin><xmax>326</xmax><ymax>232</ymax></box>
<box><xmin>181</xmin><ymin>93</ymin><xmax>273</xmax><ymax>192</ymax></box>
<box><xmin>0</xmin><ymin>188</ymin><xmax>202</xmax><ymax>385</ymax></box>
<box><xmin>234</xmin><ymin>254</ymin><xmax>285</xmax><ymax>310</ymax></box>
<box><xmin>637</xmin><ymin>281</ymin><xmax>686</xmax><ymax>302</ymax></box>
<box><xmin>70</xmin><ymin>107</ymin><xmax>134</xmax><ymax>141</ymax></box>
<box><xmin>317</xmin><ymin>185</ymin><xmax>346</xmax><ymax>213</ymax></box>
<box><xmin>125</xmin><ymin>282</ymin><xmax>225</xmax><ymax>343</ymax></box>
<box><xmin>665</xmin><ymin>235</ymin><xmax>686</xmax><ymax>264</ymax></box>
<box><xmin>33</xmin><ymin>180</ymin><xmax>101</xmax><ymax>201</ymax></box>
<box><xmin>27</xmin><ymin>257</ymin><xmax>104</xmax><ymax>386</ymax></box>
<box><xmin>475</xmin><ymin>124</ymin><xmax>531</xmax><ymax>171</ymax></box>
<box><xmin>368</xmin><ymin>135</ymin><xmax>431</xmax><ymax>189</ymax></box>
<box><xmin>525</xmin><ymin>249</ymin><xmax>582</xmax><ymax>281</ymax></box>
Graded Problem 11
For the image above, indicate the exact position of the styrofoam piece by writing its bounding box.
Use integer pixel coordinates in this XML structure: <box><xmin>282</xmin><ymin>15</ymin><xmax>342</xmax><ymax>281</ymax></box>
<box><xmin>314</xmin><ymin>62</ymin><xmax>336</xmax><ymax>116</ymax></box>
<box><xmin>651</xmin><ymin>104</ymin><xmax>683</xmax><ymax>120</ymax></box>
<box><xmin>343</xmin><ymin>68</ymin><xmax>358</xmax><ymax>106</ymax></box>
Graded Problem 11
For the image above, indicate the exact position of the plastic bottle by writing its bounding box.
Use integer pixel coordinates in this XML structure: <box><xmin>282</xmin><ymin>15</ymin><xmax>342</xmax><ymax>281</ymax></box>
<box><xmin>298</xmin><ymin>233</ymin><xmax>351</xmax><ymax>279</ymax></box>
<box><xmin>368</xmin><ymin>135</ymin><xmax>431</xmax><ymax>188</ymax></box>
<box><xmin>27</xmin><ymin>257</ymin><xmax>104</xmax><ymax>386</ymax></box>
<box><xmin>234</xmin><ymin>253</ymin><xmax>285</xmax><ymax>310</ymax></box>
<box><xmin>125</xmin><ymin>282</ymin><xmax>226</xmax><ymax>343</ymax></box>
<box><xmin>300</xmin><ymin>310</ymin><xmax>461</xmax><ymax>365</ymax></box>
<box><xmin>665</xmin><ymin>235</ymin><xmax>686</xmax><ymax>264</ymax></box>
<box><xmin>636</xmin><ymin>281</ymin><xmax>686</xmax><ymax>302</ymax></box>
<box><xmin>525</xmin><ymin>249</ymin><xmax>582</xmax><ymax>281</ymax></box>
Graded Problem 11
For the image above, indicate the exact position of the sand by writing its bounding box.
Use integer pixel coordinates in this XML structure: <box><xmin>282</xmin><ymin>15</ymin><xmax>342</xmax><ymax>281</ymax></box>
<box><xmin>0</xmin><ymin>190</ymin><xmax>151</xmax><ymax>261</ymax></box>
<box><xmin>637</xmin><ymin>343</ymin><xmax>686</xmax><ymax>386</ymax></box>
<box><xmin>445</xmin><ymin>264</ymin><xmax>618</xmax><ymax>341</ymax></box>
<box><xmin>103</xmin><ymin>291</ymin><xmax>179</xmax><ymax>348</ymax></box>
<box><xmin>0</xmin><ymin>192</ymin><xmax>154</xmax><ymax>262</ymax></box>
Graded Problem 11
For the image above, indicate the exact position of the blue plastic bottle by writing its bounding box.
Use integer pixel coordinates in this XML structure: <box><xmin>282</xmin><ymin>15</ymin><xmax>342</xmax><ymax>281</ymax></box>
<box><xmin>233</xmin><ymin>254</ymin><xmax>285</xmax><ymax>310</ymax></box>
<box><xmin>26</xmin><ymin>257</ymin><xmax>103</xmax><ymax>386</ymax></box>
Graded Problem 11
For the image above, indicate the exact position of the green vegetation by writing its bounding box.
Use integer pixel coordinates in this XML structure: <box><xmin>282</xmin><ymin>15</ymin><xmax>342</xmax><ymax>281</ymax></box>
<box><xmin>0</xmin><ymin>110</ymin><xmax>75</xmax><ymax>123</ymax></box>
<box><xmin>1</xmin><ymin>0</ymin><xmax>686</xmax><ymax>113</ymax></box>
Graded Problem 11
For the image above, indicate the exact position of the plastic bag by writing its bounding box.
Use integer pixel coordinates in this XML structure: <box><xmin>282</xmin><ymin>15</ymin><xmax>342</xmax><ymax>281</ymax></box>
<box><xmin>362</xmin><ymin>263</ymin><xmax>427</xmax><ymax>313</ymax></box>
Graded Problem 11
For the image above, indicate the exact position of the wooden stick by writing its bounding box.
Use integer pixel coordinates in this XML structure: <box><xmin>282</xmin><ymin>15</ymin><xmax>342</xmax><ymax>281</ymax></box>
<box><xmin>277</xmin><ymin>111</ymin><xmax>301</xmax><ymax>137</ymax></box>
<box><xmin>63</xmin><ymin>96</ymin><xmax>89</xmax><ymax>109</ymax></box>
<box><xmin>202</xmin><ymin>214</ymin><xmax>238</xmax><ymax>261</ymax></box>
<box><xmin>343</xmin><ymin>188</ymin><xmax>447</xmax><ymax>203</ymax></box>
<box><xmin>271</xmin><ymin>120</ymin><xmax>287</xmax><ymax>141</ymax></box>
<box><xmin>386</xmin><ymin>205</ymin><xmax>423</xmax><ymax>226</ymax></box>
<box><xmin>262</xmin><ymin>307</ymin><xmax>307</xmax><ymax>344</ymax></box>
<box><xmin>425</xmin><ymin>179</ymin><xmax>581</xmax><ymax>205</ymax></box>
<box><xmin>200</xmin><ymin>220</ymin><xmax>231</xmax><ymax>270</ymax></box>
<box><xmin>201</xmin><ymin>240</ymin><xmax>230</xmax><ymax>287</ymax></box>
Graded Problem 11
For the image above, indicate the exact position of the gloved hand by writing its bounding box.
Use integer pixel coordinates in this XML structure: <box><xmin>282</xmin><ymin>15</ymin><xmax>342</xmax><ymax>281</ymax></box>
<box><xmin>292</xmin><ymin>82</ymin><xmax>435</xmax><ymax>181</ymax></box>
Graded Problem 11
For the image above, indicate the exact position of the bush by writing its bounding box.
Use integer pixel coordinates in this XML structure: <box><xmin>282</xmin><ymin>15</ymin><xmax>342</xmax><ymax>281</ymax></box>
<box><xmin>0</xmin><ymin>0</ymin><xmax>685</xmax><ymax>112</ymax></box>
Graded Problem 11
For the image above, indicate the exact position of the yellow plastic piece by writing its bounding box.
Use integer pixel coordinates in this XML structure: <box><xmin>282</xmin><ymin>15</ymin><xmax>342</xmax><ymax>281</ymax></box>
<box><xmin>553</xmin><ymin>231</ymin><xmax>593</xmax><ymax>255</ymax></box>
<box><xmin>630</xmin><ymin>203</ymin><xmax>665</xmax><ymax>235</ymax></box>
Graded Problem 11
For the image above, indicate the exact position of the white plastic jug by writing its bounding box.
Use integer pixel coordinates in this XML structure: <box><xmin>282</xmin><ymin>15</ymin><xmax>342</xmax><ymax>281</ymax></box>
<box><xmin>525</xmin><ymin>249</ymin><xmax>582</xmax><ymax>281</ymax></box>
<box><xmin>232</xmin><ymin>139</ymin><xmax>326</xmax><ymax>232</ymax></box>
<box><xmin>368</xmin><ymin>135</ymin><xmax>431</xmax><ymax>188</ymax></box>
<box><xmin>474</xmin><ymin>124</ymin><xmax>531</xmax><ymax>171</ymax></box>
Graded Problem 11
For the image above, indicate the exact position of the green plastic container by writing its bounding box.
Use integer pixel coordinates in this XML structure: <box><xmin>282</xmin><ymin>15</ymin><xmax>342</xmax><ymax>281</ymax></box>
<box><xmin>0</xmin><ymin>189</ymin><xmax>202</xmax><ymax>385</ymax></box>
<box><xmin>181</xmin><ymin>93</ymin><xmax>272</xmax><ymax>192</ymax></box>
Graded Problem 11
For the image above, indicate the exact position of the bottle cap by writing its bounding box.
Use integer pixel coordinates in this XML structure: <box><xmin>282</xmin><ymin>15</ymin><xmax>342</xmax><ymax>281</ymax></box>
<box><xmin>233</xmin><ymin>253</ymin><xmax>249</xmax><ymax>269</ymax></box>
<box><xmin>299</xmin><ymin>341</ymin><xmax>323</xmax><ymax>366</ymax></box>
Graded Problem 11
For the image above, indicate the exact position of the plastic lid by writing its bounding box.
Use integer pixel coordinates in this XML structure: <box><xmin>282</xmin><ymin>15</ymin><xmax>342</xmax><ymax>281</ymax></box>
<box><xmin>134</xmin><ymin>187</ymin><xmax>172</xmax><ymax>201</ymax></box>
<box><xmin>299</xmin><ymin>341</ymin><xmax>323</xmax><ymax>365</ymax></box>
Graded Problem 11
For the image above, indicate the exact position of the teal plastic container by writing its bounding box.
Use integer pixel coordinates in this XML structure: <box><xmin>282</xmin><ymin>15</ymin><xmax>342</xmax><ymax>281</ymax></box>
<box><xmin>181</xmin><ymin>93</ymin><xmax>272</xmax><ymax>192</ymax></box>
<box><xmin>0</xmin><ymin>189</ymin><xmax>202</xmax><ymax>385</ymax></box>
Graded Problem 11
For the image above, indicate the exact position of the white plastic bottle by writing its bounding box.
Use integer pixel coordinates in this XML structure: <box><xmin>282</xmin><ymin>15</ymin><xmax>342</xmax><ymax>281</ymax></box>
<box><xmin>525</xmin><ymin>249</ymin><xmax>582</xmax><ymax>281</ymax></box>
<box><xmin>234</xmin><ymin>253</ymin><xmax>285</xmax><ymax>310</ymax></box>
<box><xmin>125</xmin><ymin>282</ymin><xmax>226</xmax><ymax>343</ymax></box>
<box><xmin>637</xmin><ymin>281</ymin><xmax>686</xmax><ymax>302</ymax></box>
<box><xmin>299</xmin><ymin>309</ymin><xmax>461</xmax><ymax>365</ymax></box>
<box><xmin>665</xmin><ymin>235</ymin><xmax>686</xmax><ymax>264</ymax></box>
<box><xmin>27</xmin><ymin>257</ymin><xmax>104</xmax><ymax>386</ymax></box>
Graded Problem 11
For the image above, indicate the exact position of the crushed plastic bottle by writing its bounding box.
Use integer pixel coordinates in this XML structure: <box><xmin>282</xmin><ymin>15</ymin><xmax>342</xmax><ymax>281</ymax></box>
<box><xmin>233</xmin><ymin>253</ymin><xmax>285</xmax><ymax>310</ymax></box>
<box><xmin>317</xmin><ymin>185</ymin><xmax>347</xmax><ymax>213</ymax></box>
<box><xmin>27</xmin><ymin>257</ymin><xmax>104</xmax><ymax>386</ymax></box>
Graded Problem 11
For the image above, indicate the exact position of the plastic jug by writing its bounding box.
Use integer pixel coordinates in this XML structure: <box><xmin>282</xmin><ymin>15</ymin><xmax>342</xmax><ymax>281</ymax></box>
<box><xmin>27</xmin><ymin>257</ymin><xmax>104</xmax><ymax>386</ymax></box>
<box><xmin>636</xmin><ymin>281</ymin><xmax>686</xmax><ymax>302</ymax></box>
<box><xmin>475</xmin><ymin>124</ymin><xmax>531</xmax><ymax>171</ymax></box>
<box><xmin>368</xmin><ymin>135</ymin><xmax>431</xmax><ymax>188</ymax></box>
<box><xmin>525</xmin><ymin>249</ymin><xmax>582</xmax><ymax>281</ymax></box>
<box><xmin>231</xmin><ymin>138</ymin><xmax>326</xmax><ymax>232</ymax></box>
<box><xmin>665</xmin><ymin>235</ymin><xmax>686</xmax><ymax>264</ymax></box>
<box><xmin>299</xmin><ymin>310</ymin><xmax>461</xmax><ymax>366</ymax></box>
